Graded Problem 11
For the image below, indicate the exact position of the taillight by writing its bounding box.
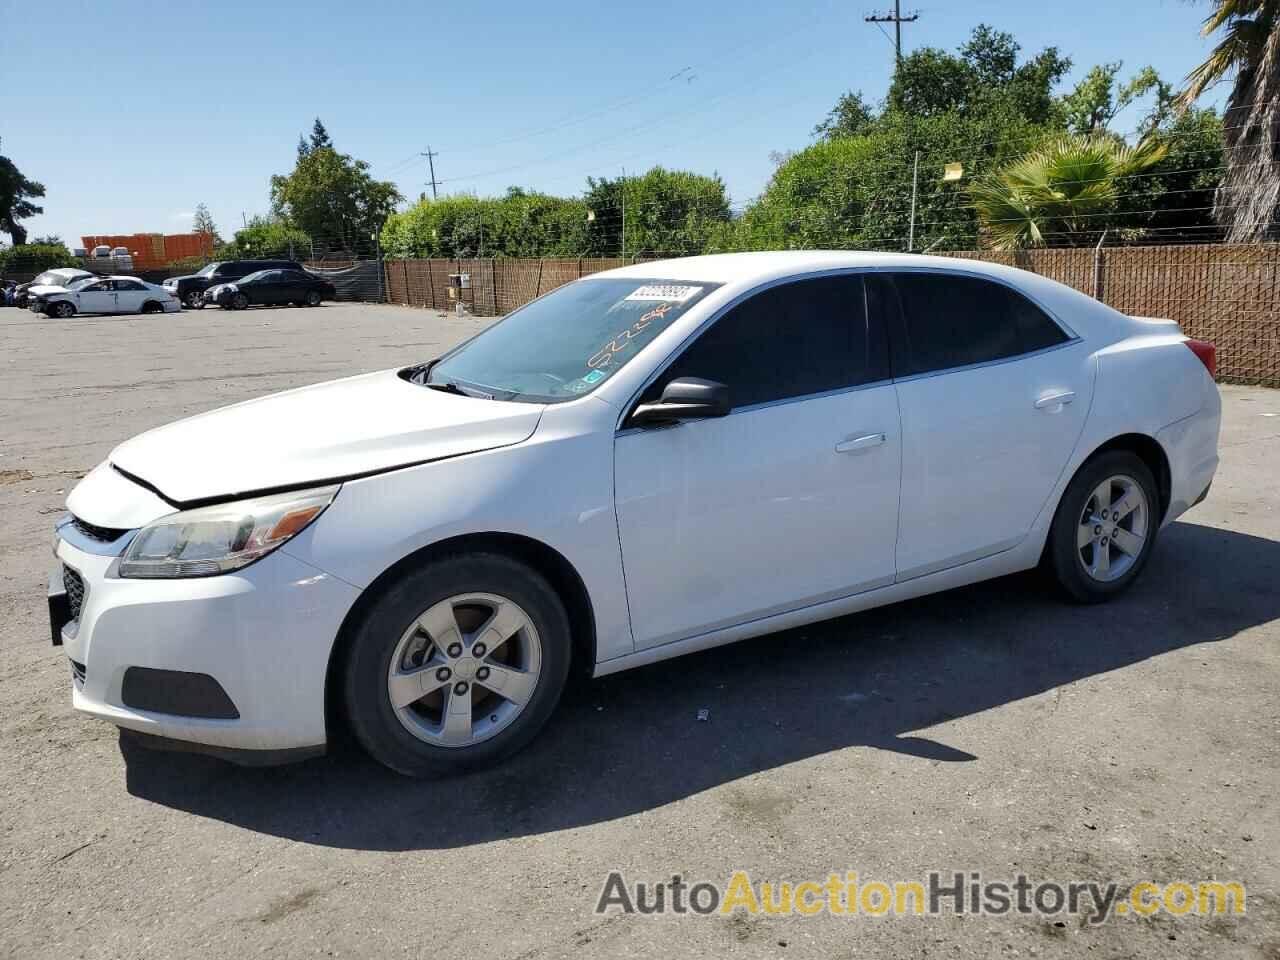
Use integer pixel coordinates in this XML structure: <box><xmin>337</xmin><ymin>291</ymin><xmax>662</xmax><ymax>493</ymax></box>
<box><xmin>1184</xmin><ymin>339</ymin><xmax>1216</xmax><ymax>379</ymax></box>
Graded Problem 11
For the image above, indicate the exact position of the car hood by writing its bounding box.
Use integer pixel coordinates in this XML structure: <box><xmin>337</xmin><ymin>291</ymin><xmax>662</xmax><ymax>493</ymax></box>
<box><xmin>107</xmin><ymin>369</ymin><xmax>544</xmax><ymax>505</ymax></box>
<box><xmin>167</xmin><ymin>273</ymin><xmax>202</xmax><ymax>283</ymax></box>
<box><xmin>28</xmin><ymin>283</ymin><xmax>75</xmax><ymax>295</ymax></box>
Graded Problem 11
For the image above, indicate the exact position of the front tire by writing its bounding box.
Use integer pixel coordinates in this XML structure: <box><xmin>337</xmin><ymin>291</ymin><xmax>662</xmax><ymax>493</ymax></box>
<box><xmin>184</xmin><ymin>290</ymin><xmax>205</xmax><ymax>309</ymax></box>
<box><xmin>50</xmin><ymin>301</ymin><xmax>75</xmax><ymax>319</ymax></box>
<box><xmin>231</xmin><ymin>292</ymin><xmax>249</xmax><ymax>310</ymax></box>
<box><xmin>1047</xmin><ymin>450</ymin><xmax>1159</xmax><ymax>603</ymax></box>
<box><xmin>344</xmin><ymin>553</ymin><xmax>572</xmax><ymax>777</ymax></box>
<box><xmin>305</xmin><ymin>290</ymin><xmax>322</xmax><ymax>306</ymax></box>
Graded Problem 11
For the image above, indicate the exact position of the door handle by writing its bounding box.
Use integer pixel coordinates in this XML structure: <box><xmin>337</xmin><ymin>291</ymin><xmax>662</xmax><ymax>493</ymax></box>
<box><xmin>1034</xmin><ymin>391</ymin><xmax>1076</xmax><ymax>410</ymax></box>
<box><xmin>835</xmin><ymin>433</ymin><xmax>886</xmax><ymax>454</ymax></box>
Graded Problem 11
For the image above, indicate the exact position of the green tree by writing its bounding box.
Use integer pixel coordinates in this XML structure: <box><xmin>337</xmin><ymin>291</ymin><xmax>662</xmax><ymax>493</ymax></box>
<box><xmin>270</xmin><ymin>143</ymin><xmax>402</xmax><ymax>252</ymax></box>
<box><xmin>740</xmin><ymin>109</ymin><xmax>1049</xmax><ymax>253</ymax></box>
<box><xmin>309</xmin><ymin>117</ymin><xmax>333</xmax><ymax>152</ymax></box>
<box><xmin>884</xmin><ymin>24</ymin><xmax>1070</xmax><ymax>124</ymax></box>
<box><xmin>1061</xmin><ymin>63</ymin><xmax>1165</xmax><ymax>135</ymax></box>
<box><xmin>216</xmin><ymin>216</ymin><xmax>312</xmax><ymax>260</ymax></box>
<box><xmin>968</xmin><ymin>135</ymin><xmax>1168</xmax><ymax>248</ymax></box>
<box><xmin>0</xmin><ymin>139</ymin><xmax>46</xmax><ymax>246</ymax></box>
<box><xmin>582</xmin><ymin>167</ymin><xmax>731</xmax><ymax>257</ymax></box>
<box><xmin>31</xmin><ymin>234</ymin><xmax>62</xmax><ymax>245</ymax></box>
<box><xmin>813</xmin><ymin>91</ymin><xmax>876</xmax><ymax>141</ymax></box>
<box><xmin>382</xmin><ymin>189</ymin><xmax>591</xmax><ymax>259</ymax></box>
<box><xmin>192</xmin><ymin>203</ymin><xmax>220</xmax><ymax>241</ymax></box>
<box><xmin>1179</xmin><ymin>0</ymin><xmax>1280</xmax><ymax>241</ymax></box>
<box><xmin>0</xmin><ymin>242</ymin><xmax>76</xmax><ymax>275</ymax></box>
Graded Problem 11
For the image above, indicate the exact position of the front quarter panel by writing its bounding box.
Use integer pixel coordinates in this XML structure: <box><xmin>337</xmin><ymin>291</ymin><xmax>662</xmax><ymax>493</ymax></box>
<box><xmin>282</xmin><ymin>397</ymin><xmax>633</xmax><ymax>662</ymax></box>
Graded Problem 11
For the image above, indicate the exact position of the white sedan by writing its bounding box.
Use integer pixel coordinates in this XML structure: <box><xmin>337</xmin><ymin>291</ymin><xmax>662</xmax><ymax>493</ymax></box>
<box><xmin>31</xmin><ymin>275</ymin><xmax>180</xmax><ymax>318</ymax></box>
<box><xmin>50</xmin><ymin>252</ymin><xmax>1220</xmax><ymax>776</ymax></box>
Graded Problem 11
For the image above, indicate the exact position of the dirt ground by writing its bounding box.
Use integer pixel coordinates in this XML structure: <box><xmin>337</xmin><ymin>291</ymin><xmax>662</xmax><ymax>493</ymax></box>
<box><xmin>1</xmin><ymin>301</ymin><xmax>1277</xmax><ymax>959</ymax></box>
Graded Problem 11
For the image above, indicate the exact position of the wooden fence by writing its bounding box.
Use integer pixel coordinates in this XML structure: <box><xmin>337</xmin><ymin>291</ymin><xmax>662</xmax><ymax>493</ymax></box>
<box><xmin>384</xmin><ymin>245</ymin><xmax>1280</xmax><ymax>386</ymax></box>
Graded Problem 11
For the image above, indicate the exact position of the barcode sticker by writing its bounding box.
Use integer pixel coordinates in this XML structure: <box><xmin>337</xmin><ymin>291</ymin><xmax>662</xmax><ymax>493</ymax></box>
<box><xmin>624</xmin><ymin>284</ymin><xmax>703</xmax><ymax>303</ymax></box>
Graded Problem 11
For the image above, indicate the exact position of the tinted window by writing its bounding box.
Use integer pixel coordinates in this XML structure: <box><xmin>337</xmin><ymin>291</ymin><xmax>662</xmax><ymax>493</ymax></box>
<box><xmin>1008</xmin><ymin>288</ymin><xmax>1070</xmax><ymax>352</ymax></box>
<box><xmin>645</xmin><ymin>275</ymin><xmax>887</xmax><ymax>410</ymax></box>
<box><xmin>873</xmin><ymin>273</ymin><xmax>1065</xmax><ymax>377</ymax></box>
<box><xmin>115</xmin><ymin>279</ymin><xmax>146</xmax><ymax>291</ymax></box>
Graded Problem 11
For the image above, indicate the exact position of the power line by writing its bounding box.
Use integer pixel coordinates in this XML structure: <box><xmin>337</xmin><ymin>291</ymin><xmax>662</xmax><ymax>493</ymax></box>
<box><xmin>864</xmin><ymin>0</ymin><xmax>918</xmax><ymax>65</ymax></box>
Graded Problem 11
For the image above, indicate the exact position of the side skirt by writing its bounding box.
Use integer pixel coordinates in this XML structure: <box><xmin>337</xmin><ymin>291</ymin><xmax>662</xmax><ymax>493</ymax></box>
<box><xmin>592</xmin><ymin>544</ymin><xmax>1038</xmax><ymax>678</ymax></box>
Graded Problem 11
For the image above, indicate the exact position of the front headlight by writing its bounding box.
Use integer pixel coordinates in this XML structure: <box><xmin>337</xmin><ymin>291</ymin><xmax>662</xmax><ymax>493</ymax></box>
<box><xmin>118</xmin><ymin>485</ymin><xmax>339</xmax><ymax>578</ymax></box>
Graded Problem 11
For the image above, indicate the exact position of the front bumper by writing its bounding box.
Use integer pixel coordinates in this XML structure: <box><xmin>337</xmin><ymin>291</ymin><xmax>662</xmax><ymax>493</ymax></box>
<box><xmin>52</xmin><ymin>528</ymin><xmax>361</xmax><ymax>754</ymax></box>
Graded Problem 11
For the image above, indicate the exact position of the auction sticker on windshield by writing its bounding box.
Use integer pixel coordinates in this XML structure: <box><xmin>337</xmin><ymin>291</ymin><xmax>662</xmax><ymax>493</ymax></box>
<box><xmin>624</xmin><ymin>285</ymin><xmax>704</xmax><ymax>303</ymax></box>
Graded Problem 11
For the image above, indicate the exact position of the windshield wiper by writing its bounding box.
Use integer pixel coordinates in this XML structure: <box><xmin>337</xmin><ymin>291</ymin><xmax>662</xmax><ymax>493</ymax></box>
<box><xmin>425</xmin><ymin>380</ymin><xmax>465</xmax><ymax>395</ymax></box>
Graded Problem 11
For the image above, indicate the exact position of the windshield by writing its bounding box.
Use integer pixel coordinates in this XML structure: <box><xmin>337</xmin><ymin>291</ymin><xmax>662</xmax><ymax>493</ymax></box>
<box><xmin>34</xmin><ymin>271</ymin><xmax>80</xmax><ymax>286</ymax></box>
<box><xmin>196</xmin><ymin>263</ymin><xmax>221</xmax><ymax>278</ymax></box>
<box><xmin>423</xmin><ymin>278</ymin><xmax>718</xmax><ymax>402</ymax></box>
<box><xmin>65</xmin><ymin>276</ymin><xmax>96</xmax><ymax>289</ymax></box>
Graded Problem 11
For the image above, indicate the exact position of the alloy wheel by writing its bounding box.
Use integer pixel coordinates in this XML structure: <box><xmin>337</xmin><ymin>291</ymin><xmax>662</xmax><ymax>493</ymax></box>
<box><xmin>387</xmin><ymin>592</ymin><xmax>542</xmax><ymax>748</ymax></box>
<box><xmin>1077</xmin><ymin>474</ymin><xmax>1149</xmax><ymax>582</ymax></box>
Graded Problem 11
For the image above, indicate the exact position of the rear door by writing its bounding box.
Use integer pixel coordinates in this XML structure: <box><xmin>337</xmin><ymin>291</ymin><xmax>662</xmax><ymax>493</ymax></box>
<box><xmin>871</xmin><ymin>271</ymin><xmax>1094</xmax><ymax>580</ymax></box>
<box><xmin>615</xmin><ymin>273</ymin><xmax>901</xmax><ymax>649</ymax></box>
<box><xmin>112</xmin><ymin>278</ymin><xmax>149</xmax><ymax>313</ymax></box>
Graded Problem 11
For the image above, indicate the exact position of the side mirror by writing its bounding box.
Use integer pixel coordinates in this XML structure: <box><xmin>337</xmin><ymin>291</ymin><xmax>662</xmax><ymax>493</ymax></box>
<box><xmin>630</xmin><ymin>377</ymin><xmax>731</xmax><ymax>426</ymax></box>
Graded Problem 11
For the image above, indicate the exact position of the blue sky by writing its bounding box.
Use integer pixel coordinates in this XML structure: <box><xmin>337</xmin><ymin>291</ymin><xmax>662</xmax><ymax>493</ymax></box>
<box><xmin>3</xmin><ymin>0</ymin><xmax>1223</xmax><ymax>246</ymax></box>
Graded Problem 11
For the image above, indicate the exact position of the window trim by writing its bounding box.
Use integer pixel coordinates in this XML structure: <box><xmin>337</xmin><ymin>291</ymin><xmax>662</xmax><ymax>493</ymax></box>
<box><xmin>617</xmin><ymin>264</ymin><xmax>1081</xmax><ymax>432</ymax></box>
<box><xmin>617</xmin><ymin>267</ymin><xmax>892</xmax><ymax>433</ymax></box>
<box><xmin>871</xmin><ymin>266</ymin><xmax>1080</xmax><ymax>384</ymax></box>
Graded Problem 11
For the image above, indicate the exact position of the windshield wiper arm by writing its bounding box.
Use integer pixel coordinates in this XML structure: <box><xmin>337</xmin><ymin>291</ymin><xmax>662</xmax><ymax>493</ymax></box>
<box><xmin>424</xmin><ymin>379</ymin><xmax>467</xmax><ymax>396</ymax></box>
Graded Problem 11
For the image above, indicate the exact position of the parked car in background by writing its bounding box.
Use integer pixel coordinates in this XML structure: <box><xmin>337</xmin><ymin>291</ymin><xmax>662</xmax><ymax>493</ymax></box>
<box><xmin>31</xmin><ymin>276</ymin><xmax>180</xmax><ymax>318</ymax></box>
<box><xmin>49</xmin><ymin>252</ymin><xmax>1220</xmax><ymax>776</ymax></box>
<box><xmin>14</xmin><ymin>268</ymin><xmax>96</xmax><ymax>308</ymax></box>
<box><xmin>164</xmin><ymin>259</ymin><xmax>304</xmax><ymax>309</ymax></box>
<box><xmin>204</xmin><ymin>268</ymin><xmax>336</xmax><ymax>309</ymax></box>
<box><xmin>89</xmin><ymin>245</ymin><xmax>134</xmax><ymax>272</ymax></box>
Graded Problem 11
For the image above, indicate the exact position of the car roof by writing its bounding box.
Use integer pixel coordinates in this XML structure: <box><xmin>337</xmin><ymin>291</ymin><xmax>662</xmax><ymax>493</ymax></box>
<box><xmin>45</xmin><ymin>267</ymin><xmax>92</xmax><ymax>276</ymax></box>
<box><xmin>594</xmin><ymin>251</ymin><xmax>1030</xmax><ymax>285</ymax></box>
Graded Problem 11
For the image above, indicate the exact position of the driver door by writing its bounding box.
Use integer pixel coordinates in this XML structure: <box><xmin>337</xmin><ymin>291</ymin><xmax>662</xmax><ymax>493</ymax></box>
<box><xmin>613</xmin><ymin>273</ymin><xmax>901</xmax><ymax>650</ymax></box>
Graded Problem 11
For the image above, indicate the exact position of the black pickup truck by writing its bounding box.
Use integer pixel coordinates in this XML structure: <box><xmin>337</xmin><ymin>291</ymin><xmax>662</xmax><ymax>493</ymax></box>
<box><xmin>163</xmin><ymin>259</ymin><xmax>304</xmax><ymax>309</ymax></box>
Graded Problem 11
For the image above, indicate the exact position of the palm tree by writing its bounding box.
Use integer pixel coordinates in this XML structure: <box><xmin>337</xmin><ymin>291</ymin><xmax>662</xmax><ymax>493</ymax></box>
<box><xmin>1179</xmin><ymin>0</ymin><xmax>1280</xmax><ymax>242</ymax></box>
<box><xmin>968</xmin><ymin>136</ymin><xmax>1167</xmax><ymax>249</ymax></box>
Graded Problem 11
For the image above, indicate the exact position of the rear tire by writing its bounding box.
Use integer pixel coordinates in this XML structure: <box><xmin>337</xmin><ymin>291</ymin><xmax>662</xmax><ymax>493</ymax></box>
<box><xmin>1047</xmin><ymin>450</ymin><xmax>1159</xmax><ymax>603</ymax></box>
<box><xmin>141</xmin><ymin>300</ymin><xmax>162</xmax><ymax>314</ymax></box>
<box><xmin>344</xmin><ymin>553</ymin><xmax>572</xmax><ymax>777</ymax></box>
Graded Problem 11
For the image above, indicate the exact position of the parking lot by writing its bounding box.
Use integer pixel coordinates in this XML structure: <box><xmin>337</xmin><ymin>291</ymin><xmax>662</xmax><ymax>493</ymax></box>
<box><xmin>1</xmin><ymin>301</ymin><xmax>1277</xmax><ymax>959</ymax></box>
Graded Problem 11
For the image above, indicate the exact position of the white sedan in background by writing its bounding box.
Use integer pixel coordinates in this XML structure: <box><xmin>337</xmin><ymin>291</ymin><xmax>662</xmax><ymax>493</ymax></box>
<box><xmin>50</xmin><ymin>252</ymin><xmax>1220</xmax><ymax>776</ymax></box>
<box><xmin>31</xmin><ymin>275</ymin><xmax>180</xmax><ymax>318</ymax></box>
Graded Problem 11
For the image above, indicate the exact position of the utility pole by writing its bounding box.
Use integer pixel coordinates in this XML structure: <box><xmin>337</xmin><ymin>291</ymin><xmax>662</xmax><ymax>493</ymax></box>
<box><xmin>865</xmin><ymin>0</ymin><xmax>918</xmax><ymax>65</ymax></box>
<box><xmin>908</xmin><ymin>150</ymin><xmax>919</xmax><ymax>252</ymax></box>
<box><xmin>620</xmin><ymin>166</ymin><xmax>627</xmax><ymax>259</ymax></box>
<box><xmin>421</xmin><ymin>147</ymin><xmax>440</xmax><ymax>200</ymax></box>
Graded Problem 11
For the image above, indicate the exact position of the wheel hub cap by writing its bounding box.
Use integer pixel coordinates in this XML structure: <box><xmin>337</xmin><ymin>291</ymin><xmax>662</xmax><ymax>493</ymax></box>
<box><xmin>386</xmin><ymin>592</ymin><xmax>542</xmax><ymax>748</ymax></box>
<box><xmin>1076</xmin><ymin>474</ymin><xmax>1149</xmax><ymax>583</ymax></box>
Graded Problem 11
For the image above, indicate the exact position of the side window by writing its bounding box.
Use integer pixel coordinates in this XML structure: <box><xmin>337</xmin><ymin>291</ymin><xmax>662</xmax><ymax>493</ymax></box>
<box><xmin>643</xmin><ymin>275</ymin><xmax>888</xmax><ymax>410</ymax></box>
<box><xmin>116</xmin><ymin>279</ymin><xmax>146</xmax><ymax>291</ymax></box>
<box><xmin>1007</xmin><ymin>287</ymin><xmax>1070</xmax><ymax>352</ymax></box>
<box><xmin>879</xmin><ymin>273</ymin><xmax>1021</xmax><ymax>377</ymax></box>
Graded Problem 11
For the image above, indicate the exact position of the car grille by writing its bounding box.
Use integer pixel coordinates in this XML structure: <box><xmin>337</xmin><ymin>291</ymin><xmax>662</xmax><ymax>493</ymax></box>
<box><xmin>70</xmin><ymin>515</ymin><xmax>128</xmax><ymax>543</ymax></box>
<box><xmin>70</xmin><ymin>659</ymin><xmax>87</xmax><ymax>687</ymax></box>
<box><xmin>63</xmin><ymin>565</ymin><xmax>85</xmax><ymax>622</ymax></box>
